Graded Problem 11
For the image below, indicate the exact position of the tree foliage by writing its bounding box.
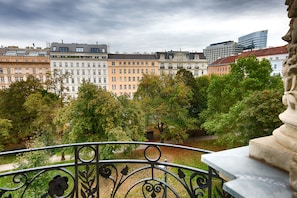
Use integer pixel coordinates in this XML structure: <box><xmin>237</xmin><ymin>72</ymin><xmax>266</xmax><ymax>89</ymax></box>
<box><xmin>55</xmin><ymin>82</ymin><xmax>146</xmax><ymax>143</ymax></box>
<box><xmin>202</xmin><ymin>56</ymin><xmax>284</xmax><ymax>147</ymax></box>
<box><xmin>0</xmin><ymin>119</ymin><xmax>12</xmax><ymax>150</ymax></box>
<box><xmin>0</xmin><ymin>75</ymin><xmax>43</xmax><ymax>141</ymax></box>
<box><xmin>203</xmin><ymin>89</ymin><xmax>285</xmax><ymax>147</ymax></box>
<box><xmin>135</xmin><ymin>73</ymin><xmax>195</xmax><ymax>143</ymax></box>
<box><xmin>176</xmin><ymin>69</ymin><xmax>209</xmax><ymax>117</ymax></box>
<box><xmin>24</xmin><ymin>91</ymin><xmax>60</xmax><ymax>145</ymax></box>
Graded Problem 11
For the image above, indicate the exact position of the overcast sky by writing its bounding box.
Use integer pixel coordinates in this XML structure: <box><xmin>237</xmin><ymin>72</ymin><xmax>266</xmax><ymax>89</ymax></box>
<box><xmin>0</xmin><ymin>0</ymin><xmax>290</xmax><ymax>53</ymax></box>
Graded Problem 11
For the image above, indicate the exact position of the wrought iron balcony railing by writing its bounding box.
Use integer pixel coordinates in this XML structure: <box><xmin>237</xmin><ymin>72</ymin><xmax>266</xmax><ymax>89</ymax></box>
<box><xmin>0</xmin><ymin>141</ymin><xmax>230</xmax><ymax>198</ymax></box>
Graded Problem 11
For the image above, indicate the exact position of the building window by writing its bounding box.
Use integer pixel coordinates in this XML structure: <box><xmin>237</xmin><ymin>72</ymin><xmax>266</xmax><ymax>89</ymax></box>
<box><xmin>59</xmin><ymin>47</ymin><xmax>69</xmax><ymax>52</ymax></box>
<box><xmin>91</xmin><ymin>48</ymin><xmax>99</xmax><ymax>53</ymax></box>
<box><xmin>76</xmin><ymin>47</ymin><xmax>84</xmax><ymax>52</ymax></box>
<box><xmin>112</xmin><ymin>62</ymin><xmax>115</xmax><ymax>66</ymax></box>
<box><xmin>0</xmin><ymin>77</ymin><xmax>4</xmax><ymax>82</ymax></box>
<box><xmin>0</xmin><ymin>68</ymin><xmax>3</xmax><ymax>74</ymax></box>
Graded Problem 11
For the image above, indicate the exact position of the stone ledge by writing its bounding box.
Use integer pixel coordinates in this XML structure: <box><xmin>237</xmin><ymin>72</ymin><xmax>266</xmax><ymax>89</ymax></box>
<box><xmin>202</xmin><ymin>146</ymin><xmax>292</xmax><ymax>198</ymax></box>
<box><xmin>249</xmin><ymin>135</ymin><xmax>295</xmax><ymax>172</ymax></box>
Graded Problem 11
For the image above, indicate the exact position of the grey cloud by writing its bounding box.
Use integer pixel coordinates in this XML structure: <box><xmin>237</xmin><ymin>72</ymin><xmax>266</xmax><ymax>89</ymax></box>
<box><xmin>0</xmin><ymin>0</ymin><xmax>289</xmax><ymax>52</ymax></box>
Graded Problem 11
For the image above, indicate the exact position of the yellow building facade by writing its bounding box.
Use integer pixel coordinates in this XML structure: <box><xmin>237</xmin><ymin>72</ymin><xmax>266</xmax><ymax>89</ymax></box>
<box><xmin>108</xmin><ymin>54</ymin><xmax>158</xmax><ymax>97</ymax></box>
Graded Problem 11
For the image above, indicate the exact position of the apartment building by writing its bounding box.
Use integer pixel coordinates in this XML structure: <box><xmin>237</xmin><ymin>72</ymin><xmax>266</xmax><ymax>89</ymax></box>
<box><xmin>108</xmin><ymin>54</ymin><xmax>158</xmax><ymax>97</ymax></box>
<box><xmin>203</xmin><ymin>41</ymin><xmax>243</xmax><ymax>64</ymax></box>
<box><xmin>0</xmin><ymin>47</ymin><xmax>50</xmax><ymax>89</ymax></box>
<box><xmin>50</xmin><ymin>42</ymin><xmax>108</xmax><ymax>98</ymax></box>
<box><xmin>156</xmin><ymin>51</ymin><xmax>208</xmax><ymax>77</ymax></box>
<box><xmin>207</xmin><ymin>45</ymin><xmax>288</xmax><ymax>76</ymax></box>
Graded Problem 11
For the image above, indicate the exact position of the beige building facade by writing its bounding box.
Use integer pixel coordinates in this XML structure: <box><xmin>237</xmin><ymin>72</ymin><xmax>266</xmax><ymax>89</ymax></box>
<box><xmin>108</xmin><ymin>54</ymin><xmax>158</xmax><ymax>97</ymax></box>
<box><xmin>0</xmin><ymin>48</ymin><xmax>50</xmax><ymax>89</ymax></box>
<box><xmin>156</xmin><ymin>51</ymin><xmax>208</xmax><ymax>77</ymax></box>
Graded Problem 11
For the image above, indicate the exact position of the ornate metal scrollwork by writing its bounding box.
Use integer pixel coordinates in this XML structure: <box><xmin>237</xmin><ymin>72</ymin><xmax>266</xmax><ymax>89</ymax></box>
<box><xmin>0</xmin><ymin>142</ymin><xmax>227</xmax><ymax>198</ymax></box>
<box><xmin>142</xmin><ymin>181</ymin><xmax>164</xmax><ymax>198</ymax></box>
<box><xmin>78</xmin><ymin>165</ymin><xmax>97</xmax><ymax>198</ymax></box>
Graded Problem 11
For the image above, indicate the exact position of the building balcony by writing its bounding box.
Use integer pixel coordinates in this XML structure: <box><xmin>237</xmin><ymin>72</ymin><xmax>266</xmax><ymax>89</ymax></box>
<box><xmin>0</xmin><ymin>142</ymin><xmax>230</xmax><ymax>198</ymax></box>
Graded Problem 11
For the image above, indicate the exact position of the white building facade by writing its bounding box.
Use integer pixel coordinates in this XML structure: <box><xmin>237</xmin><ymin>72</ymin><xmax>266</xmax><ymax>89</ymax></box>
<box><xmin>50</xmin><ymin>42</ymin><xmax>108</xmax><ymax>98</ymax></box>
<box><xmin>156</xmin><ymin>51</ymin><xmax>208</xmax><ymax>77</ymax></box>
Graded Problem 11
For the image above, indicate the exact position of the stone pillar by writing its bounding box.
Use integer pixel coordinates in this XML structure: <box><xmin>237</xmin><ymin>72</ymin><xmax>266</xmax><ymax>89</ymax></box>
<box><xmin>249</xmin><ymin>0</ymin><xmax>297</xmax><ymax>195</ymax></box>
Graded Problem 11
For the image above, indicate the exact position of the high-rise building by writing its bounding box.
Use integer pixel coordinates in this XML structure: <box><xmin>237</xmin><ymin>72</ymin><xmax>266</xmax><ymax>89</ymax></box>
<box><xmin>49</xmin><ymin>42</ymin><xmax>108</xmax><ymax>98</ymax></box>
<box><xmin>203</xmin><ymin>41</ymin><xmax>243</xmax><ymax>64</ymax></box>
<box><xmin>238</xmin><ymin>30</ymin><xmax>268</xmax><ymax>50</ymax></box>
<box><xmin>0</xmin><ymin>46</ymin><xmax>50</xmax><ymax>89</ymax></box>
<box><xmin>156</xmin><ymin>51</ymin><xmax>208</xmax><ymax>76</ymax></box>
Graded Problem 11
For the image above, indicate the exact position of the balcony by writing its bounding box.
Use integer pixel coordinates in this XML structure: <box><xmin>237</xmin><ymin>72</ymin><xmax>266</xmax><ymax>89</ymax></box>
<box><xmin>0</xmin><ymin>142</ymin><xmax>229</xmax><ymax>198</ymax></box>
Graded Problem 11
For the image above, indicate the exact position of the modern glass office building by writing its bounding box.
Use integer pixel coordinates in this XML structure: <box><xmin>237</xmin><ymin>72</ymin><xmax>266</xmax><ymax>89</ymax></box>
<box><xmin>238</xmin><ymin>30</ymin><xmax>268</xmax><ymax>50</ymax></box>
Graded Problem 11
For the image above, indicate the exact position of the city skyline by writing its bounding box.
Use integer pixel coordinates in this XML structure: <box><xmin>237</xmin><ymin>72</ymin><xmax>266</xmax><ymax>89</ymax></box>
<box><xmin>0</xmin><ymin>0</ymin><xmax>288</xmax><ymax>53</ymax></box>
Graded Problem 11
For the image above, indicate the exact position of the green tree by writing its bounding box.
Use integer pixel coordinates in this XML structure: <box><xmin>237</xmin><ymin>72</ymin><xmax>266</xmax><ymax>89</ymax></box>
<box><xmin>135</xmin><ymin>73</ymin><xmax>195</xmax><ymax>143</ymax></box>
<box><xmin>176</xmin><ymin>69</ymin><xmax>209</xmax><ymax>117</ymax></box>
<box><xmin>55</xmin><ymin>82</ymin><xmax>145</xmax><ymax>143</ymax></box>
<box><xmin>23</xmin><ymin>91</ymin><xmax>60</xmax><ymax>145</ymax></box>
<box><xmin>203</xmin><ymin>89</ymin><xmax>285</xmax><ymax>147</ymax></box>
<box><xmin>0</xmin><ymin>118</ymin><xmax>12</xmax><ymax>150</ymax></box>
<box><xmin>0</xmin><ymin>75</ymin><xmax>43</xmax><ymax>141</ymax></box>
<box><xmin>201</xmin><ymin>56</ymin><xmax>284</xmax><ymax>147</ymax></box>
